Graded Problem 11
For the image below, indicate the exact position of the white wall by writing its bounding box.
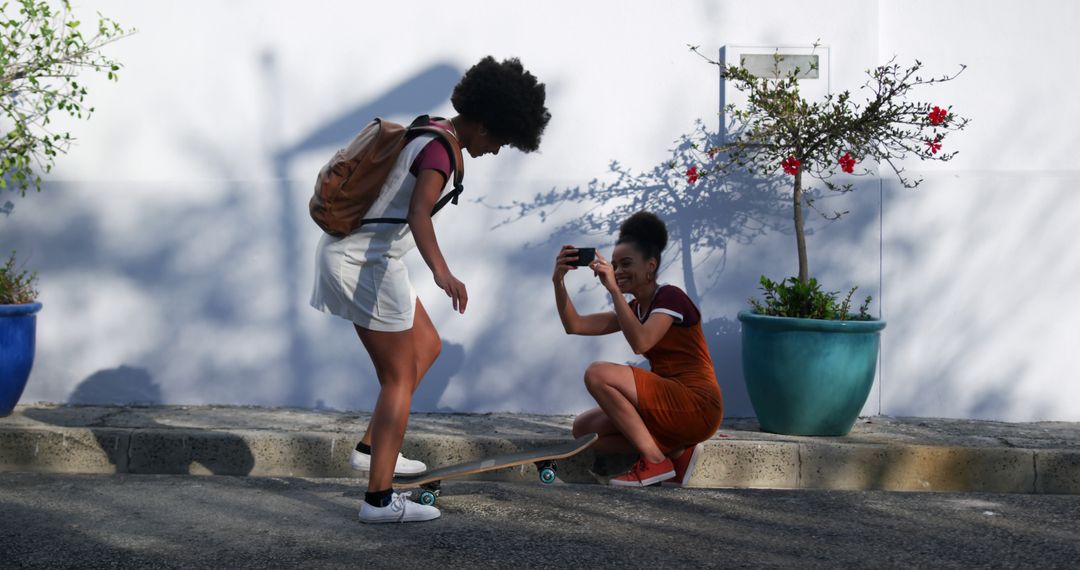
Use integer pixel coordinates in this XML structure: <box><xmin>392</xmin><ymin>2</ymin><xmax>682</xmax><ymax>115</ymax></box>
<box><xmin>3</xmin><ymin>0</ymin><xmax>1077</xmax><ymax>420</ymax></box>
<box><xmin>876</xmin><ymin>0</ymin><xmax>1080</xmax><ymax>420</ymax></box>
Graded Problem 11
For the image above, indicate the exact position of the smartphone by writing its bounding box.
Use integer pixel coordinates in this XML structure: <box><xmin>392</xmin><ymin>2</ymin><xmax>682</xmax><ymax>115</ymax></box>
<box><xmin>569</xmin><ymin>247</ymin><xmax>596</xmax><ymax>267</ymax></box>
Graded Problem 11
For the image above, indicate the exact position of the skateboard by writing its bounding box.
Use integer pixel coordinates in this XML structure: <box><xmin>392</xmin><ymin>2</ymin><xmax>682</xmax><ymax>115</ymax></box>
<box><xmin>393</xmin><ymin>433</ymin><xmax>599</xmax><ymax>506</ymax></box>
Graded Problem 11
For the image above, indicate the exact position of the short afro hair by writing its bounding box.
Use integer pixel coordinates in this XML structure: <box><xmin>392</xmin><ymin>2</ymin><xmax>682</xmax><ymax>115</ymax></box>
<box><xmin>451</xmin><ymin>56</ymin><xmax>551</xmax><ymax>152</ymax></box>
<box><xmin>617</xmin><ymin>211</ymin><xmax>669</xmax><ymax>266</ymax></box>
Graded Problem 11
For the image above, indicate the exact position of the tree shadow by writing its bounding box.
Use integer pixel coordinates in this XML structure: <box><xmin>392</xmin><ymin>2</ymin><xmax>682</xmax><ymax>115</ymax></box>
<box><xmin>875</xmin><ymin>174</ymin><xmax>1067</xmax><ymax>421</ymax></box>
<box><xmin>478</xmin><ymin>120</ymin><xmax>793</xmax><ymax>417</ymax></box>
<box><xmin>6</xmin><ymin>58</ymin><xmax>465</xmax><ymax>414</ymax></box>
<box><xmin>265</xmin><ymin>57</ymin><xmax>463</xmax><ymax>409</ymax></box>
<box><xmin>480</xmin><ymin>120</ymin><xmax>790</xmax><ymax>304</ymax></box>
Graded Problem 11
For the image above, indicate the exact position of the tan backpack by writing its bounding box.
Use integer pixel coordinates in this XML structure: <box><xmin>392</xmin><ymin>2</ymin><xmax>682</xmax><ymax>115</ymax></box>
<box><xmin>309</xmin><ymin>115</ymin><xmax>465</xmax><ymax>237</ymax></box>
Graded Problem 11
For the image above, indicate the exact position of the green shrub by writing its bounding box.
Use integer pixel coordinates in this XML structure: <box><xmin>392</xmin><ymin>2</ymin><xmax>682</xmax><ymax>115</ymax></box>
<box><xmin>749</xmin><ymin>275</ymin><xmax>871</xmax><ymax>321</ymax></box>
<box><xmin>0</xmin><ymin>251</ymin><xmax>38</xmax><ymax>304</ymax></box>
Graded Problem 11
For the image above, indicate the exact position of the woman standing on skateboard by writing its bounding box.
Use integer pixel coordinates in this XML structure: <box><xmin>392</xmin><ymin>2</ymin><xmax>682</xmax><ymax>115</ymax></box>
<box><xmin>311</xmin><ymin>57</ymin><xmax>550</xmax><ymax>523</ymax></box>
<box><xmin>553</xmin><ymin>212</ymin><xmax>723</xmax><ymax>487</ymax></box>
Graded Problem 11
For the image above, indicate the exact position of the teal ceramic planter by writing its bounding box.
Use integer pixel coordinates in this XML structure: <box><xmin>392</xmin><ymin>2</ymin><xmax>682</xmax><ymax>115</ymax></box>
<box><xmin>738</xmin><ymin>309</ymin><xmax>885</xmax><ymax>436</ymax></box>
<box><xmin>1</xmin><ymin>302</ymin><xmax>41</xmax><ymax>417</ymax></box>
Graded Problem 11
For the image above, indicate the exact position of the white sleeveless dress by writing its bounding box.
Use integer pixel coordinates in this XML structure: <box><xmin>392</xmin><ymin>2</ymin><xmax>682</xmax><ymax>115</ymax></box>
<box><xmin>309</xmin><ymin>133</ymin><xmax>449</xmax><ymax>332</ymax></box>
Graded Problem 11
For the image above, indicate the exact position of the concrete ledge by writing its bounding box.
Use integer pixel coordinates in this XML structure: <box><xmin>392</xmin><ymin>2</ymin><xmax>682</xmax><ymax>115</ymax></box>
<box><xmin>3</xmin><ymin>405</ymin><xmax>1079</xmax><ymax>495</ymax></box>
<box><xmin>690</xmin><ymin>440</ymin><xmax>801</xmax><ymax>489</ymax></box>
<box><xmin>1035</xmin><ymin>450</ymin><xmax>1080</xmax><ymax>494</ymax></box>
<box><xmin>798</xmin><ymin>443</ymin><xmax>1035</xmax><ymax>493</ymax></box>
<box><xmin>0</xmin><ymin>427</ymin><xmax>128</xmax><ymax>474</ymax></box>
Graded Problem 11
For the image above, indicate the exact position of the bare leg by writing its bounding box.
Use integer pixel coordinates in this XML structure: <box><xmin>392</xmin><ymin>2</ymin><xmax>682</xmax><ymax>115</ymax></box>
<box><xmin>574</xmin><ymin>406</ymin><xmax>685</xmax><ymax>458</ymax></box>
<box><xmin>358</xmin><ymin>300</ymin><xmax>441</xmax><ymax>448</ymax></box>
<box><xmin>583</xmin><ymin>362</ymin><xmax>666</xmax><ymax>463</ymax></box>
<box><xmin>573</xmin><ymin>407</ymin><xmax>637</xmax><ymax>454</ymax></box>
<box><xmin>355</xmin><ymin>325</ymin><xmax>418</xmax><ymax>492</ymax></box>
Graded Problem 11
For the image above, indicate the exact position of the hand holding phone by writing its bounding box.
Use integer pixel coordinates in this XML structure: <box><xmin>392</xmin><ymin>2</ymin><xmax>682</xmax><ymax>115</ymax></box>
<box><xmin>568</xmin><ymin>247</ymin><xmax>595</xmax><ymax>267</ymax></box>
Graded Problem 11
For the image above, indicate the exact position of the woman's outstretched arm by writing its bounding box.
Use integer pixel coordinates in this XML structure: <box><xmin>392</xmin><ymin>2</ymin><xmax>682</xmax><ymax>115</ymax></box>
<box><xmin>410</xmin><ymin>169</ymin><xmax>467</xmax><ymax>313</ymax></box>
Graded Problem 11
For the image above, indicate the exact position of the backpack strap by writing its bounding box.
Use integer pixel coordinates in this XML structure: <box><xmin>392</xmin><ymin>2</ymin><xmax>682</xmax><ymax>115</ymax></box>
<box><xmin>358</xmin><ymin>116</ymin><xmax>465</xmax><ymax>226</ymax></box>
<box><xmin>408</xmin><ymin>115</ymin><xmax>466</xmax><ymax>216</ymax></box>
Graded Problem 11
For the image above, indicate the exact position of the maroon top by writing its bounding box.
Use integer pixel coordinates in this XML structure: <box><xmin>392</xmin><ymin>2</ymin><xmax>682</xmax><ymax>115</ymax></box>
<box><xmin>628</xmin><ymin>285</ymin><xmax>701</xmax><ymax>327</ymax></box>
<box><xmin>407</xmin><ymin>121</ymin><xmax>453</xmax><ymax>182</ymax></box>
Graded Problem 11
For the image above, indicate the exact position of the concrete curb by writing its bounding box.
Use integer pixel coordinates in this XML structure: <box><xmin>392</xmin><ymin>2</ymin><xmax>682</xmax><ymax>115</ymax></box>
<box><xmin>2</xmin><ymin>405</ymin><xmax>1078</xmax><ymax>494</ymax></box>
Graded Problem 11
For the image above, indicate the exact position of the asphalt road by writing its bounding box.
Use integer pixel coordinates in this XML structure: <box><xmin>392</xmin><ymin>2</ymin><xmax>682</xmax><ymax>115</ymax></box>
<box><xmin>1</xmin><ymin>473</ymin><xmax>1078</xmax><ymax>569</ymax></box>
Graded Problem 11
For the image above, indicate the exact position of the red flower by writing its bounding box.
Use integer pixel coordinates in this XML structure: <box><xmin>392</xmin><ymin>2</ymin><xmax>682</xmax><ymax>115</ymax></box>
<box><xmin>928</xmin><ymin>106</ymin><xmax>948</xmax><ymax>126</ymax></box>
<box><xmin>781</xmin><ymin>155</ymin><xmax>801</xmax><ymax>176</ymax></box>
<box><xmin>925</xmin><ymin>138</ymin><xmax>942</xmax><ymax>155</ymax></box>
<box><xmin>838</xmin><ymin>152</ymin><xmax>856</xmax><ymax>174</ymax></box>
<box><xmin>686</xmin><ymin>166</ymin><xmax>698</xmax><ymax>184</ymax></box>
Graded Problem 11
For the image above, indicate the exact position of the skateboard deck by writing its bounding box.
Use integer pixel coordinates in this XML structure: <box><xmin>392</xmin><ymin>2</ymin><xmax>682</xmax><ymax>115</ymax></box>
<box><xmin>393</xmin><ymin>433</ymin><xmax>598</xmax><ymax>505</ymax></box>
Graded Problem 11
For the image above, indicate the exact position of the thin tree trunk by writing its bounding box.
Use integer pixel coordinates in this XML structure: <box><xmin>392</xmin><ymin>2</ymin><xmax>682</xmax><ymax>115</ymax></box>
<box><xmin>679</xmin><ymin>232</ymin><xmax>700</xmax><ymax>307</ymax></box>
<box><xmin>793</xmin><ymin>171</ymin><xmax>809</xmax><ymax>283</ymax></box>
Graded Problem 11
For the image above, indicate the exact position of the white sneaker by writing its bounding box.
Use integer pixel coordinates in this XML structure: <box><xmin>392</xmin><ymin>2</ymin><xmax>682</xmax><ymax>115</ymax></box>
<box><xmin>358</xmin><ymin>492</ymin><xmax>440</xmax><ymax>524</ymax></box>
<box><xmin>350</xmin><ymin>449</ymin><xmax>427</xmax><ymax>475</ymax></box>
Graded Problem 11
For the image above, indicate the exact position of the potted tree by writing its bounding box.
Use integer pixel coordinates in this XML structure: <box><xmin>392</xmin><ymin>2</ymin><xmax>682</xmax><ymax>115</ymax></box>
<box><xmin>689</xmin><ymin>44</ymin><xmax>970</xmax><ymax>435</ymax></box>
<box><xmin>1</xmin><ymin>1</ymin><xmax>131</xmax><ymax>415</ymax></box>
<box><xmin>0</xmin><ymin>253</ymin><xmax>39</xmax><ymax>416</ymax></box>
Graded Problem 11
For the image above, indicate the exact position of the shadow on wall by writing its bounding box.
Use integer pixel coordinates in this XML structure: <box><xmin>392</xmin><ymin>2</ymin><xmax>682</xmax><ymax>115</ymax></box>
<box><xmin>875</xmin><ymin>175</ymin><xmax>1076</xmax><ymax>421</ymax></box>
<box><xmin>702</xmin><ymin>317</ymin><xmax>750</xmax><ymax>419</ymax></box>
<box><xmin>413</xmin><ymin>340</ymin><xmax>465</xmax><ymax>412</ymax></box>
<box><xmin>68</xmin><ymin>365</ymin><xmax>162</xmax><ymax>405</ymax></box>
<box><xmin>479</xmin><ymin>120</ymin><xmax>790</xmax><ymax>416</ymax></box>
<box><xmin>483</xmin><ymin>120</ymin><xmax>790</xmax><ymax>303</ymax></box>
<box><xmin>266</xmin><ymin>56</ymin><xmax>464</xmax><ymax>409</ymax></box>
<box><xmin>9</xmin><ymin>58</ymin><xmax>464</xmax><ymax>412</ymax></box>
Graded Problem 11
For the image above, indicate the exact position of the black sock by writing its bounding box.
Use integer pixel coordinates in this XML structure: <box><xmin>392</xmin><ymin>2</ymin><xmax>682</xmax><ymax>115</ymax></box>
<box><xmin>365</xmin><ymin>488</ymin><xmax>394</xmax><ymax>508</ymax></box>
<box><xmin>355</xmin><ymin>441</ymin><xmax>372</xmax><ymax>454</ymax></box>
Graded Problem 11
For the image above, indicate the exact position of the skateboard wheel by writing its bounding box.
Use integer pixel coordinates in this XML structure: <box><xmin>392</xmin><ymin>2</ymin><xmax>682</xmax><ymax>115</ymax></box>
<box><xmin>539</xmin><ymin>467</ymin><xmax>557</xmax><ymax>485</ymax></box>
<box><xmin>418</xmin><ymin>490</ymin><xmax>437</xmax><ymax>506</ymax></box>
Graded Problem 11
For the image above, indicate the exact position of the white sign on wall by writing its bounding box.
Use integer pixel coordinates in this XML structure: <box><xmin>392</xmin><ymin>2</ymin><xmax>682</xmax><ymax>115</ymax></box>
<box><xmin>719</xmin><ymin>44</ymin><xmax>832</xmax><ymax>143</ymax></box>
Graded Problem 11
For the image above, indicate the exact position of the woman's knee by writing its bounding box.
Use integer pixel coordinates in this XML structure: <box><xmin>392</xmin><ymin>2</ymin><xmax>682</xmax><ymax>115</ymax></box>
<box><xmin>429</xmin><ymin>335</ymin><xmax>442</xmax><ymax>361</ymax></box>
<box><xmin>416</xmin><ymin>333</ymin><xmax>441</xmax><ymax>369</ymax></box>
<box><xmin>583</xmin><ymin>361</ymin><xmax>608</xmax><ymax>390</ymax></box>
<box><xmin>372</xmin><ymin>354</ymin><xmax>419</xmax><ymax>390</ymax></box>
<box><xmin>373</xmin><ymin>367</ymin><xmax>420</xmax><ymax>394</ymax></box>
<box><xmin>584</xmin><ymin>361</ymin><xmax>623</xmax><ymax>392</ymax></box>
<box><xmin>412</xmin><ymin>301</ymin><xmax>441</xmax><ymax>359</ymax></box>
<box><xmin>572</xmin><ymin>414</ymin><xmax>588</xmax><ymax>438</ymax></box>
<box><xmin>413</xmin><ymin>321</ymin><xmax>442</xmax><ymax>366</ymax></box>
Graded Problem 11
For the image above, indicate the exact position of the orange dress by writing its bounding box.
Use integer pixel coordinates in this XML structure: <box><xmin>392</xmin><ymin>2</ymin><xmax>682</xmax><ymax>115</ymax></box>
<box><xmin>630</xmin><ymin>285</ymin><xmax>724</xmax><ymax>452</ymax></box>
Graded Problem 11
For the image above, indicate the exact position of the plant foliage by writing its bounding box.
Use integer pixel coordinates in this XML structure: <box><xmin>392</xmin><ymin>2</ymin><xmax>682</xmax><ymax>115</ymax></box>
<box><xmin>0</xmin><ymin>250</ymin><xmax>37</xmax><ymax>303</ymax></box>
<box><xmin>1</xmin><ymin>0</ymin><xmax>132</xmax><ymax>197</ymax></box>
<box><xmin>689</xmin><ymin>42</ymin><xmax>970</xmax><ymax>319</ymax></box>
<box><xmin>748</xmin><ymin>275</ymin><xmax>871</xmax><ymax>321</ymax></box>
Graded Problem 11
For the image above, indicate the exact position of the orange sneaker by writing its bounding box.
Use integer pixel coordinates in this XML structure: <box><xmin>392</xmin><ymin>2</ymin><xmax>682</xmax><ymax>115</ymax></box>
<box><xmin>608</xmin><ymin>456</ymin><xmax>676</xmax><ymax>487</ymax></box>
<box><xmin>662</xmin><ymin>443</ymin><xmax>704</xmax><ymax>487</ymax></box>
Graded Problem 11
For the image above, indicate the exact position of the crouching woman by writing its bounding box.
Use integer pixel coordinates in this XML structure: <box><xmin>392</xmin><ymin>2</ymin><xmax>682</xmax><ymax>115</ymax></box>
<box><xmin>552</xmin><ymin>211</ymin><xmax>723</xmax><ymax>486</ymax></box>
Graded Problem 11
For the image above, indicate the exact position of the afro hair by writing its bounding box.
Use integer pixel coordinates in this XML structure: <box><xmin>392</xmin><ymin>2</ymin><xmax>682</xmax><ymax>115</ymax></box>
<box><xmin>451</xmin><ymin>56</ymin><xmax>551</xmax><ymax>152</ymax></box>
<box><xmin>617</xmin><ymin>211</ymin><xmax>669</xmax><ymax>264</ymax></box>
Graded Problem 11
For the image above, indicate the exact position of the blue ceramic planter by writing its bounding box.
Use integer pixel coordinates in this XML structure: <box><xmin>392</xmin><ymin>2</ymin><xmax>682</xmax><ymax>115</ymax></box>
<box><xmin>1</xmin><ymin>302</ymin><xmax>42</xmax><ymax>417</ymax></box>
<box><xmin>738</xmin><ymin>309</ymin><xmax>885</xmax><ymax>436</ymax></box>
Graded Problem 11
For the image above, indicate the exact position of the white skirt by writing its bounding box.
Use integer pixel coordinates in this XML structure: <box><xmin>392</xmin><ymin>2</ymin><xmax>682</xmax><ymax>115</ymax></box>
<box><xmin>309</xmin><ymin>232</ymin><xmax>417</xmax><ymax>332</ymax></box>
